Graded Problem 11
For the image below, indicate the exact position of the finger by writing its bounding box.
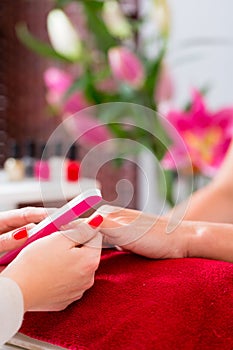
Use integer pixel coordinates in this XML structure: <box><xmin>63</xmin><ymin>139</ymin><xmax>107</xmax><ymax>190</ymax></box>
<box><xmin>96</xmin><ymin>205</ymin><xmax>123</xmax><ymax>225</ymax></box>
<box><xmin>60</xmin><ymin>214</ymin><xmax>103</xmax><ymax>247</ymax></box>
<box><xmin>98</xmin><ymin>206</ymin><xmax>158</xmax><ymax>246</ymax></box>
<box><xmin>77</xmin><ymin>233</ymin><xmax>102</xmax><ymax>271</ymax></box>
<box><xmin>0</xmin><ymin>207</ymin><xmax>49</xmax><ymax>234</ymax></box>
<box><xmin>82</xmin><ymin>232</ymin><xmax>103</xmax><ymax>252</ymax></box>
<box><xmin>96</xmin><ymin>205</ymin><xmax>139</xmax><ymax>228</ymax></box>
<box><xmin>0</xmin><ymin>226</ymin><xmax>28</xmax><ymax>253</ymax></box>
<box><xmin>61</xmin><ymin>218</ymin><xmax>84</xmax><ymax>230</ymax></box>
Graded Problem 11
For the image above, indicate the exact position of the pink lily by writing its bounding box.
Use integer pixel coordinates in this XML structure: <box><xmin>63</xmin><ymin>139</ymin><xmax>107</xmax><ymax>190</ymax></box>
<box><xmin>162</xmin><ymin>89</ymin><xmax>233</xmax><ymax>176</ymax></box>
<box><xmin>108</xmin><ymin>46</ymin><xmax>145</xmax><ymax>88</ymax></box>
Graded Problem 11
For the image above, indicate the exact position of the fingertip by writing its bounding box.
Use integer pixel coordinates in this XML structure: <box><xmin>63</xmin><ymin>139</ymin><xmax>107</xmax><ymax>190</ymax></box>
<box><xmin>87</xmin><ymin>214</ymin><xmax>103</xmax><ymax>228</ymax></box>
<box><xmin>12</xmin><ymin>227</ymin><xmax>28</xmax><ymax>240</ymax></box>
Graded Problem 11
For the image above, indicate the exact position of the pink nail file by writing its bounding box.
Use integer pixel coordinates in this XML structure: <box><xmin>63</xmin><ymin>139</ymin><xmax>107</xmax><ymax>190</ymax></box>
<box><xmin>0</xmin><ymin>188</ymin><xmax>102</xmax><ymax>265</ymax></box>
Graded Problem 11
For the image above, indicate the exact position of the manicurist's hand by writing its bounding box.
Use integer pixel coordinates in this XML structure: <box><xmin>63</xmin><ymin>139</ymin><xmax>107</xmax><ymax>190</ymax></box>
<box><xmin>1</xmin><ymin>215</ymin><xmax>103</xmax><ymax>312</ymax></box>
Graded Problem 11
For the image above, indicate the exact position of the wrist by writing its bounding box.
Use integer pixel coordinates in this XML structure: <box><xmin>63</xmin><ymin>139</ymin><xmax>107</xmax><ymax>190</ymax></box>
<box><xmin>185</xmin><ymin>222</ymin><xmax>210</xmax><ymax>258</ymax></box>
<box><xmin>185</xmin><ymin>220</ymin><xmax>233</xmax><ymax>262</ymax></box>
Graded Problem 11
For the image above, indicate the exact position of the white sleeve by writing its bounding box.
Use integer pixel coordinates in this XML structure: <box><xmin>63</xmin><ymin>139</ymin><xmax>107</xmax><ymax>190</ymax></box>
<box><xmin>0</xmin><ymin>277</ymin><xmax>24</xmax><ymax>346</ymax></box>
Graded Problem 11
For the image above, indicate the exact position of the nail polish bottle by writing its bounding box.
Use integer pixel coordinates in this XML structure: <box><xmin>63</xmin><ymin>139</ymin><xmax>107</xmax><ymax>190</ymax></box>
<box><xmin>66</xmin><ymin>144</ymin><xmax>80</xmax><ymax>182</ymax></box>
<box><xmin>4</xmin><ymin>141</ymin><xmax>25</xmax><ymax>181</ymax></box>
<box><xmin>34</xmin><ymin>143</ymin><xmax>50</xmax><ymax>181</ymax></box>
<box><xmin>49</xmin><ymin>142</ymin><xmax>66</xmax><ymax>181</ymax></box>
<box><xmin>23</xmin><ymin>141</ymin><xmax>36</xmax><ymax>178</ymax></box>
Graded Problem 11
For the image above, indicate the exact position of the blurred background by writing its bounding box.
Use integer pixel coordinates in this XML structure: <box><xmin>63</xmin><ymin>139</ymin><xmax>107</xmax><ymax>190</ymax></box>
<box><xmin>1</xmin><ymin>0</ymin><xmax>232</xmax><ymax>213</ymax></box>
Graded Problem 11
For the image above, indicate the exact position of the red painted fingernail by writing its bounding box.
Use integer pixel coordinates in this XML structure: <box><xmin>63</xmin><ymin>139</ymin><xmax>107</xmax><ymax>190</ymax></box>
<box><xmin>13</xmin><ymin>227</ymin><xmax>28</xmax><ymax>240</ymax></box>
<box><xmin>88</xmin><ymin>215</ymin><xmax>103</xmax><ymax>228</ymax></box>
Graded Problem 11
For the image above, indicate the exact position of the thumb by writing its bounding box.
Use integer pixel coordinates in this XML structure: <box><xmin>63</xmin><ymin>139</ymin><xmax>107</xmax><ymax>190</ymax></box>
<box><xmin>0</xmin><ymin>226</ymin><xmax>29</xmax><ymax>253</ymax></box>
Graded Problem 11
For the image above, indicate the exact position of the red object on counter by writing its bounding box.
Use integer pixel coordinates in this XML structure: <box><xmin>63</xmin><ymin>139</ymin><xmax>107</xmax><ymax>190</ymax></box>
<box><xmin>66</xmin><ymin>144</ymin><xmax>80</xmax><ymax>182</ymax></box>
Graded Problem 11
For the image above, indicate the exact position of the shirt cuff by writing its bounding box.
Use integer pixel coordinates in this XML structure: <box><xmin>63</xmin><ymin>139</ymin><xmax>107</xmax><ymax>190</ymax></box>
<box><xmin>0</xmin><ymin>276</ymin><xmax>24</xmax><ymax>346</ymax></box>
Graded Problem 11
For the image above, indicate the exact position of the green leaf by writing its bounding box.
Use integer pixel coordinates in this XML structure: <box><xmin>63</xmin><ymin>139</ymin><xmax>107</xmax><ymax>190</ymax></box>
<box><xmin>16</xmin><ymin>23</ymin><xmax>73</xmax><ymax>63</ymax></box>
<box><xmin>55</xmin><ymin>0</ymin><xmax>73</xmax><ymax>7</ymax></box>
<box><xmin>156</xmin><ymin>168</ymin><xmax>175</xmax><ymax>207</ymax></box>
<box><xmin>82</xmin><ymin>2</ymin><xmax>117</xmax><ymax>53</ymax></box>
<box><xmin>144</xmin><ymin>47</ymin><xmax>166</xmax><ymax>101</ymax></box>
<box><xmin>64</xmin><ymin>75</ymin><xmax>89</xmax><ymax>99</ymax></box>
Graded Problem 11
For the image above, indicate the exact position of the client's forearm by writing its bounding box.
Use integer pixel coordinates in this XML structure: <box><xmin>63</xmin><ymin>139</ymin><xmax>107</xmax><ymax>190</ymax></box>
<box><xmin>167</xmin><ymin>183</ymin><xmax>233</xmax><ymax>224</ymax></box>
<box><xmin>178</xmin><ymin>141</ymin><xmax>233</xmax><ymax>224</ymax></box>
<box><xmin>186</xmin><ymin>220</ymin><xmax>233</xmax><ymax>263</ymax></box>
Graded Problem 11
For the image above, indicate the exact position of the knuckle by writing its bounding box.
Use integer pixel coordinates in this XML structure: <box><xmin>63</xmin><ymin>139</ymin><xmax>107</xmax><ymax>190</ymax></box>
<box><xmin>20</xmin><ymin>207</ymin><xmax>34</xmax><ymax>222</ymax></box>
<box><xmin>56</xmin><ymin>303</ymin><xmax>69</xmax><ymax>311</ymax></box>
<box><xmin>0</xmin><ymin>235</ymin><xmax>9</xmax><ymax>252</ymax></box>
<box><xmin>85</xmin><ymin>276</ymin><xmax>95</xmax><ymax>289</ymax></box>
<box><xmin>75</xmin><ymin>293</ymin><xmax>84</xmax><ymax>301</ymax></box>
<box><xmin>86</xmin><ymin>257</ymin><xmax>100</xmax><ymax>272</ymax></box>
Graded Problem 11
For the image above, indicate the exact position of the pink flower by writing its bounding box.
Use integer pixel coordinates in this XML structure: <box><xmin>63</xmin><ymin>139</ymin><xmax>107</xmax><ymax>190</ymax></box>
<box><xmin>155</xmin><ymin>64</ymin><xmax>174</xmax><ymax>103</ymax></box>
<box><xmin>63</xmin><ymin>111</ymin><xmax>111</xmax><ymax>146</ymax></box>
<box><xmin>44</xmin><ymin>67</ymin><xmax>91</xmax><ymax>115</ymax></box>
<box><xmin>44</xmin><ymin>67</ymin><xmax>73</xmax><ymax>95</ymax></box>
<box><xmin>44</xmin><ymin>67</ymin><xmax>73</xmax><ymax>110</ymax></box>
<box><xmin>44</xmin><ymin>67</ymin><xmax>111</xmax><ymax>147</ymax></box>
<box><xmin>162</xmin><ymin>89</ymin><xmax>233</xmax><ymax>176</ymax></box>
<box><xmin>108</xmin><ymin>46</ymin><xmax>144</xmax><ymax>88</ymax></box>
<box><xmin>63</xmin><ymin>91</ymin><xmax>89</xmax><ymax>115</ymax></box>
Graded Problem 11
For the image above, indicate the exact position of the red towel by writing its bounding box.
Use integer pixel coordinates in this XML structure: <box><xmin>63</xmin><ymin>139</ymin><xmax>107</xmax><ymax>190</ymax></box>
<box><xmin>20</xmin><ymin>250</ymin><xmax>233</xmax><ymax>350</ymax></box>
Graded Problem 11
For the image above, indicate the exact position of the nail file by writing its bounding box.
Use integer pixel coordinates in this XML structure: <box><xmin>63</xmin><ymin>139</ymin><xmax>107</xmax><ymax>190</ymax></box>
<box><xmin>0</xmin><ymin>188</ymin><xmax>102</xmax><ymax>265</ymax></box>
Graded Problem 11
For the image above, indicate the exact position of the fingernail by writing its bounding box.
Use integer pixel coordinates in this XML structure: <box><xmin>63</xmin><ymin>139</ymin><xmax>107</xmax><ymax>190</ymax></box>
<box><xmin>88</xmin><ymin>215</ymin><xmax>103</xmax><ymax>228</ymax></box>
<box><xmin>13</xmin><ymin>227</ymin><xmax>28</xmax><ymax>240</ymax></box>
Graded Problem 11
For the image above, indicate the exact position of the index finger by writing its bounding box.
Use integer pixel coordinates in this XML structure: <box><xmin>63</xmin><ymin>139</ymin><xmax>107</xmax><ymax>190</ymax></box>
<box><xmin>0</xmin><ymin>207</ymin><xmax>50</xmax><ymax>234</ymax></box>
<box><xmin>60</xmin><ymin>214</ymin><xmax>103</xmax><ymax>247</ymax></box>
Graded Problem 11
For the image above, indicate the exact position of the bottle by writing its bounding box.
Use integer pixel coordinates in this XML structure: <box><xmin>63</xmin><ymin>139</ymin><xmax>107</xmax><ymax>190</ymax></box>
<box><xmin>23</xmin><ymin>141</ymin><xmax>36</xmax><ymax>178</ymax></box>
<box><xmin>49</xmin><ymin>142</ymin><xmax>66</xmax><ymax>182</ymax></box>
<box><xmin>4</xmin><ymin>141</ymin><xmax>25</xmax><ymax>181</ymax></box>
<box><xmin>34</xmin><ymin>143</ymin><xmax>50</xmax><ymax>181</ymax></box>
<box><xmin>66</xmin><ymin>144</ymin><xmax>80</xmax><ymax>182</ymax></box>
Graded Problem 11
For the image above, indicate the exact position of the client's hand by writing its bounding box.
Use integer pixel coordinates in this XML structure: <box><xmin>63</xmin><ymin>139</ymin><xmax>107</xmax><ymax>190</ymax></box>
<box><xmin>98</xmin><ymin>205</ymin><xmax>190</xmax><ymax>259</ymax></box>
<box><xmin>0</xmin><ymin>207</ymin><xmax>48</xmax><ymax>257</ymax></box>
<box><xmin>99</xmin><ymin>205</ymin><xmax>233</xmax><ymax>263</ymax></box>
<box><xmin>1</xmin><ymin>216</ymin><xmax>102</xmax><ymax>312</ymax></box>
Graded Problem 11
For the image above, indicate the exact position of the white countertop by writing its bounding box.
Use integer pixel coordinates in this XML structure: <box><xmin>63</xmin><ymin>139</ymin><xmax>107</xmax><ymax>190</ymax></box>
<box><xmin>0</xmin><ymin>171</ymin><xmax>100</xmax><ymax>210</ymax></box>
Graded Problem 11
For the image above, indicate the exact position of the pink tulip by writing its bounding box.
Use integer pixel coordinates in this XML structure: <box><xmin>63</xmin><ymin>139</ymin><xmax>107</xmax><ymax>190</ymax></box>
<box><xmin>44</xmin><ymin>67</ymin><xmax>73</xmax><ymax>95</ymax></box>
<box><xmin>162</xmin><ymin>89</ymin><xmax>233</xmax><ymax>176</ymax></box>
<box><xmin>108</xmin><ymin>46</ymin><xmax>144</xmax><ymax>88</ymax></box>
<box><xmin>63</xmin><ymin>91</ymin><xmax>89</xmax><ymax>115</ymax></box>
<box><xmin>63</xmin><ymin>111</ymin><xmax>111</xmax><ymax>146</ymax></box>
<box><xmin>155</xmin><ymin>64</ymin><xmax>174</xmax><ymax>103</ymax></box>
<box><xmin>44</xmin><ymin>67</ymin><xmax>91</xmax><ymax>116</ymax></box>
<box><xmin>44</xmin><ymin>67</ymin><xmax>73</xmax><ymax>111</ymax></box>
